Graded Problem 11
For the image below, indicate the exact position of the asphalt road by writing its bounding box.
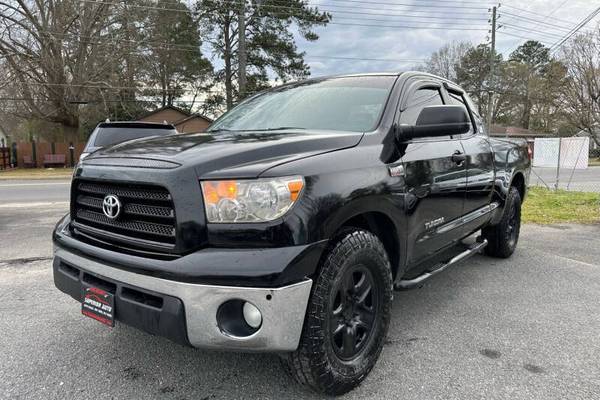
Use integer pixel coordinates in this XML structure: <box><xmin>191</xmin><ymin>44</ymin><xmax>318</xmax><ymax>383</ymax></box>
<box><xmin>1</xmin><ymin>199</ymin><xmax>599</xmax><ymax>399</ymax></box>
<box><xmin>0</xmin><ymin>179</ymin><xmax>71</xmax><ymax>205</ymax></box>
<box><xmin>531</xmin><ymin>166</ymin><xmax>600</xmax><ymax>192</ymax></box>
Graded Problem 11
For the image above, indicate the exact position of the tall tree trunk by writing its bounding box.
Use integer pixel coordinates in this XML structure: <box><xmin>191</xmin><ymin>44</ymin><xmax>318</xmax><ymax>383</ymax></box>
<box><xmin>521</xmin><ymin>97</ymin><xmax>532</xmax><ymax>129</ymax></box>
<box><xmin>223</xmin><ymin>20</ymin><xmax>233</xmax><ymax>110</ymax></box>
<box><xmin>238</xmin><ymin>1</ymin><xmax>247</xmax><ymax>100</ymax></box>
<box><xmin>63</xmin><ymin>121</ymin><xmax>80</xmax><ymax>143</ymax></box>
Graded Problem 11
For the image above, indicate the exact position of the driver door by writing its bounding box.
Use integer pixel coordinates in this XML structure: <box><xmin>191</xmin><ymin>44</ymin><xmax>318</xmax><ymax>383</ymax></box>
<box><xmin>398</xmin><ymin>80</ymin><xmax>467</xmax><ymax>265</ymax></box>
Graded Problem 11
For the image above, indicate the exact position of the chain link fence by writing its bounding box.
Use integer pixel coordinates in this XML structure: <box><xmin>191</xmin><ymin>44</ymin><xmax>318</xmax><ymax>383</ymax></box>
<box><xmin>529</xmin><ymin>137</ymin><xmax>600</xmax><ymax>193</ymax></box>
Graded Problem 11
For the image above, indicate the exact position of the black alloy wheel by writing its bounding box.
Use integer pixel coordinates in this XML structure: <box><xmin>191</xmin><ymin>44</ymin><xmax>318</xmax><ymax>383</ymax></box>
<box><xmin>282</xmin><ymin>229</ymin><xmax>393</xmax><ymax>396</ymax></box>
<box><xmin>330</xmin><ymin>264</ymin><xmax>379</xmax><ymax>361</ymax></box>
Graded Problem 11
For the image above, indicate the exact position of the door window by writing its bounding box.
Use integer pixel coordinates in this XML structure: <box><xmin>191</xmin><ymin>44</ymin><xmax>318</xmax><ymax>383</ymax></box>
<box><xmin>400</xmin><ymin>87</ymin><xmax>444</xmax><ymax>126</ymax></box>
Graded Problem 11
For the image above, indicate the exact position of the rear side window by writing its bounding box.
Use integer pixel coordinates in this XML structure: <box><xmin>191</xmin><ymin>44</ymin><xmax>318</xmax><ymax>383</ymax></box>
<box><xmin>400</xmin><ymin>87</ymin><xmax>444</xmax><ymax>126</ymax></box>
<box><xmin>93</xmin><ymin>128</ymin><xmax>173</xmax><ymax>147</ymax></box>
<box><xmin>446</xmin><ymin>91</ymin><xmax>475</xmax><ymax>135</ymax></box>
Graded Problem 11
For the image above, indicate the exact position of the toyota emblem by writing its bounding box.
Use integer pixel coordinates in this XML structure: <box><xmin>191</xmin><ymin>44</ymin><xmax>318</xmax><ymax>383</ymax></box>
<box><xmin>102</xmin><ymin>194</ymin><xmax>122</xmax><ymax>219</ymax></box>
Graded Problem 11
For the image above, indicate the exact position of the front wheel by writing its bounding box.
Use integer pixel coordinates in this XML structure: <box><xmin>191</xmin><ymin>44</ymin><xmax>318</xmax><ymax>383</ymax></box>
<box><xmin>483</xmin><ymin>186</ymin><xmax>522</xmax><ymax>258</ymax></box>
<box><xmin>281</xmin><ymin>229</ymin><xmax>393</xmax><ymax>396</ymax></box>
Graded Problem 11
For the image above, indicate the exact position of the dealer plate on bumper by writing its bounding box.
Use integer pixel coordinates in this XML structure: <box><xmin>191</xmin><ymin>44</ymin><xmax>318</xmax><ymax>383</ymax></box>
<box><xmin>82</xmin><ymin>287</ymin><xmax>115</xmax><ymax>327</ymax></box>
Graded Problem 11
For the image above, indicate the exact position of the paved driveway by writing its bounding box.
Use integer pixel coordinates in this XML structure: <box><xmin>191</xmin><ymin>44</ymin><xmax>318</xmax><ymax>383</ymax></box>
<box><xmin>1</xmin><ymin>203</ymin><xmax>599</xmax><ymax>399</ymax></box>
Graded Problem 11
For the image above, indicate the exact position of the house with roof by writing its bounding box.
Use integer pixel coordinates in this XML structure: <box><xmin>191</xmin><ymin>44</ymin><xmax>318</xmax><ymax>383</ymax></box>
<box><xmin>138</xmin><ymin>106</ymin><xmax>213</xmax><ymax>133</ymax></box>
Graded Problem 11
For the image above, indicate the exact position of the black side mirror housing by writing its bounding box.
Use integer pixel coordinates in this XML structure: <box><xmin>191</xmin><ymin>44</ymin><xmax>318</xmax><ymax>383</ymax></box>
<box><xmin>397</xmin><ymin>105</ymin><xmax>471</xmax><ymax>140</ymax></box>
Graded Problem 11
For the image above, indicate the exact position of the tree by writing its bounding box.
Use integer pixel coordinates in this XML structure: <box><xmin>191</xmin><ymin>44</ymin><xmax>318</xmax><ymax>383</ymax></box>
<box><xmin>0</xmin><ymin>0</ymin><xmax>119</xmax><ymax>139</ymax></box>
<box><xmin>143</xmin><ymin>0</ymin><xmax>212</xmax><ymax>107</ymax></box>
<box><xmin>423</xmin><ymin>41</ymin><xmax>472</xmax><ymax>81</ymax></box>
<box><xmin>196</xmin><ymin>0</ymin><xmax>330</xmax><ymax>110</ymax></box>
<box><xmin>456</xmin><ymin>44</ymin><xmax>502</xmax><ymax>118</ymax></box>
<box><xmin>506</xmin><ymin>40</ymin><xmax>553</xmax><ymax>129</ymax></box>
<box><xmin>560</xmin><ymin>30</ymin><xmax>600</xmax><ymax>147</ymax></box>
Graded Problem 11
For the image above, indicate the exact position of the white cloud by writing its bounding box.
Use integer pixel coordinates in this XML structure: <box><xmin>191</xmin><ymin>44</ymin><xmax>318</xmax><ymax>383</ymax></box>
<box><xmin>296</xmin><ymin>0</ymin><xmax>600</xmax><ymax>77</ymax></box>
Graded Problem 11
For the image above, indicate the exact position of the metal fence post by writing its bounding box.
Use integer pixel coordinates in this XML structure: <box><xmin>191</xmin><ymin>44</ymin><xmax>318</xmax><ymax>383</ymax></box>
<box><xmin>554</xmin><ymin>138</ymin><xmax>562</xmax><ymax>191</ymax></box>
<box><xmin>11</xmin><ymin>142</ymin><xmax>17</xmax><ymax>168</ymax></box>
<box><xmin>69</xmin><ymin>142</ymin><xmax>75</xmax><ymax>167</ymax></box>
<box><xmin>31</xmin><ymin>140</ymin><xmax>37</xmax><ymax>168</ymax></box>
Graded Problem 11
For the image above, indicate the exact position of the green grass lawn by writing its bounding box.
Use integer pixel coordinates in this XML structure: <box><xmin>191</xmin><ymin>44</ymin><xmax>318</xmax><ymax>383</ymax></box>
<box><xmin>523</xmin><ymin>187</ymin><xmax>600</xmax><ymax>224</ymax></box>
<box><xmin>0</xmin><ymin>168</ymin><xmax>73</xmax><ymax>180</ymax></box>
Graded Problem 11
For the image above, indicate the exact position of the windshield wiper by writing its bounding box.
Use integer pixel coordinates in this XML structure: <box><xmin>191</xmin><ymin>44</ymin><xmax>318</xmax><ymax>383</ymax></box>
<box><xmin>250</xmin><ymin>127</ymin><xmax>306</xmax><ymax>132</ymax></box>
<box><xmin>207</xmin><ymin>128</ymin><xmax>235</xmax><ymax>133</ymax></box>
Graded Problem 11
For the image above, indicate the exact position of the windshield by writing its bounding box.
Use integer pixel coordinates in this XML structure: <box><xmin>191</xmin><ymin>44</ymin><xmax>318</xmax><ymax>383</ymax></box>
<box><xmin>208</xmin><ymin>76</ymin><xmax>397</xmax><ymax>133</ymax></box>
<box><xmin>92</xmin><ymin>127</ymin><xmax>174</xmax><ymax>148</ymax></box>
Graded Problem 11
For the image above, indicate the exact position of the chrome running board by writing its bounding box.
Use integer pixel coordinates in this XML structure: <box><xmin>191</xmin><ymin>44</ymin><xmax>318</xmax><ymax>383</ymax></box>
<box><xmin>394</xmin><ymin>239</ymin><xmax>488</xmax><ymax>290</ymax></box>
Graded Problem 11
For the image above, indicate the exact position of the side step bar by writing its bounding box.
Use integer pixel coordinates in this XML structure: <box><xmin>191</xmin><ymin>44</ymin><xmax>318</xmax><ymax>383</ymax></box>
<box><xmin>394</xmin><ymin>239</ymin><xmax>488</xmax><ymax>290</ymax></box>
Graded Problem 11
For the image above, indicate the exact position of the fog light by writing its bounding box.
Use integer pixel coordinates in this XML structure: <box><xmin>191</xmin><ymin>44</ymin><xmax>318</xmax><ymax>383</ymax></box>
<box><xmin>243</xmin><ymin>302</ymin><xmax>262</xmax><ymax>329</ymax></box>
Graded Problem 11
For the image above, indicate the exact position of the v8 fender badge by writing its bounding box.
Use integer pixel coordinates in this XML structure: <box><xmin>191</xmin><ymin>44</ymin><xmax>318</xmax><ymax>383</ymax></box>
<box><xmin>388</xmin><ymin>164</ymin><xmax>405</xmax><ymax>177</ymax></box>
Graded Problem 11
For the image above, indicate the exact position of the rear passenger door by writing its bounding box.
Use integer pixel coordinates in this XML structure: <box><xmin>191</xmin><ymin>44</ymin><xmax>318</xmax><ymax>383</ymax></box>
<box><xmin>443</xmin><ymin>85</ymin><xmax>495</xmax><ymax>237</ymax></box>
<box><xmin>398</xmin><ymin>80</ymin><xmax>467</xmax><ymax>265</ymax></box>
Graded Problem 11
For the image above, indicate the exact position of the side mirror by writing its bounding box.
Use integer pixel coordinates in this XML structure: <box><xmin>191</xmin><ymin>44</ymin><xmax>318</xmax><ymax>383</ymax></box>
<box><xmin>397</xmin><ymin>105</ymin><xmax>471</xmax><ymax>140</ymax></box>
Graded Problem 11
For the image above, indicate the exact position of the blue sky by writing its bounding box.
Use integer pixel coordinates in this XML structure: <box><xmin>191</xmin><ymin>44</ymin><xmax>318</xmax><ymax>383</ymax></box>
<box><xmin>294</xmin><ymin>0</ymin><xmax>600</xmax><ymax>77</ymax></box>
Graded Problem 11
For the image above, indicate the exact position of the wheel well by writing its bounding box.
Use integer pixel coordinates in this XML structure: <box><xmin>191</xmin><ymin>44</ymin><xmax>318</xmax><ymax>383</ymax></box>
<box><xmin>511</xmin><ymin>172</ymin><xmax>525</xmax><ymax>200</ymax></box>
<box><xmin>340</xmin><ymin>212</ymin><xmax>400</xmax><ymax>278</ymax></box>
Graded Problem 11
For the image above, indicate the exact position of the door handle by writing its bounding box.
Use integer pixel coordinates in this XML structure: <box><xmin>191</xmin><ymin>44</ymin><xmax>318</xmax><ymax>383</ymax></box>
<box><xmin>451</xmin><ymin>150</ymin><xmax>466</xmax><ymax>165</ymax></box>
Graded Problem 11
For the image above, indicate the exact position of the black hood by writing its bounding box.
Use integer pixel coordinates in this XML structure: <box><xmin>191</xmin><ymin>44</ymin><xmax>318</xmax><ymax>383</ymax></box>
<box><xmin>87</xmin><ymin>130</ymin><xmax>364</xmax><ymax>178</ymax></box>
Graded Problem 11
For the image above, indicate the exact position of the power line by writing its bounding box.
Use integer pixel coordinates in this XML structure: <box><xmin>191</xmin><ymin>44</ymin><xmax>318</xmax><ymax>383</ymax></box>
<box><xmin>312</xmin><ymin>0</ymin><xmax>491</xmax><ymax>10</ymax></box>
<box><xmin>528</xmin><ymin>0</ymin><xmax>570</xmax><ymax>32</ymax></box>
<box><xmin>499</xmin><ymin>31</ymin><xmax>553</xmax><ymax>46</ymax></box>
<box><xmin>305</xmin><ymin>55</ymin><xmax>424</xmax><ymax>62</ymax></box>
<box><xmin>501</xmin><ymin>4</ymin><xmax>582</xmax><ymax>26</ymax></box>
<box><xmin>79</xmin><ymin>0</ymin><xmax>490</xmax><ymax>17</ymax></box>
<box><xmin>549</xmin><ymin>5</ymin><xmax>600</xmax><ymax>54</ymax></box>
<box><xmin>24</xmin><ymin>30</ymin><xmax>426</xmax><ymax>62</ymax></box>
<box><xmin>500</xmin><ymin>23</ymin><xmax>567</xmax><ymax>40</ymax></box>
<box><xmin>499</xmin><ymin>11</ymin><xmax>577</xmax><ymax>32</ymax></box>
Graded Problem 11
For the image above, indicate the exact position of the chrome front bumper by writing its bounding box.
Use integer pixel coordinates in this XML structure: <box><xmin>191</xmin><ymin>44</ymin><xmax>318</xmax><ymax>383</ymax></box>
<box><xmin>54</xmin><ymin>247</ymin><xmax>313</xmax><ymax>352</ymax></box>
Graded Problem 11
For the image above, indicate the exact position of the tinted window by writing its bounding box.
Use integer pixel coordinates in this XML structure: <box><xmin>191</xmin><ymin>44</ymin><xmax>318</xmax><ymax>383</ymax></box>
<box><xmin>93</xmin><ymin>128</ymin><xmax>174</xmax><ymax>147</ymax></box>
<box><xmin>446</xmin><ymin>91</ymin><xmax>474</xmax><ymax>134</ymax></box>
<box><xmin>208</xmin><ymin>76</ymin><xmax>397</xmax><ymax>133</ymax></box>
<box><xmin>400</xmin><ymin>87</ymin><xmax>444</xmax><ymax>125</ymax></box>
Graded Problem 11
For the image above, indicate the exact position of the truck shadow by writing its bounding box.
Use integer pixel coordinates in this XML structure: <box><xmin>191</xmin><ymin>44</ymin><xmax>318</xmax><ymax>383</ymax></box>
<box><xmin>102</xmin><ymin>253</ymin><xmax>504</xmax><ymax>399</ymax></box>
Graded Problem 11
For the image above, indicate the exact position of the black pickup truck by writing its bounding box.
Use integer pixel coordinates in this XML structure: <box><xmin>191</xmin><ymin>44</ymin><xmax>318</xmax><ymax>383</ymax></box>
<box><xmin>53</xmin><ymin>72</ymin><xmax>531</xmax><ymax>395</ymax></box>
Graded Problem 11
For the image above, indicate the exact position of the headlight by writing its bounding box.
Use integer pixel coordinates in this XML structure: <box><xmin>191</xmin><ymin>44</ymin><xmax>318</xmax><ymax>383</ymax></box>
<box><xmin>201</xmin><ymin>176</ymin><xmax>304</xmax><ymax>223</ymax></box>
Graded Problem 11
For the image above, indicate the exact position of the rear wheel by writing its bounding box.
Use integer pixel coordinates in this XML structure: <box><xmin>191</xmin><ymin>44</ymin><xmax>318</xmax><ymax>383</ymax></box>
<box><xmin>281</xmin><ymin>229</ymin><xmax>393</xmax><ymax>396</ymax></box>
<box><xmin>483</xmin><ymin>186</ymin><xmax>522</xmax><ymax>258</ymax></box>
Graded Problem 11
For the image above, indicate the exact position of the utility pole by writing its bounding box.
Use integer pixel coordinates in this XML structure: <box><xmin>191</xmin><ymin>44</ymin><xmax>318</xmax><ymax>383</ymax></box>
<box><xmin>238</xmin><ymin>0</ymin><xmax>247</xmax><ymax>101</ymax></box>
<box><xmin>486</xmin><ymin>5</ymin><xmax>497</xmax><ymax>135</ymax></box>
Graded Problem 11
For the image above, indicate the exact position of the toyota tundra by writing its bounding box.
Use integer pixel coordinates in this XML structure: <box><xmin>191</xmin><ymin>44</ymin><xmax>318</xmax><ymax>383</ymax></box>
<box><xmin>53</xmin><ymin>72</ymin><xmax>531</xmax><ymax>395</ymax></box>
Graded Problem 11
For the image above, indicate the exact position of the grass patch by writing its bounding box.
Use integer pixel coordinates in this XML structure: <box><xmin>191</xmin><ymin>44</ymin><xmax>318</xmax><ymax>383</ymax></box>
<box><xmin>589</xmin><ymin>158</ymin><xmax>600</xmax><ymax>167</ymax></box>
<box><xmin>523</xmin><ymin>187</ymin><xmax>600</xmax><ymax>224</ymax></box>
<box><xmin>0</xmin><ymin>168</ymin><xmax>73</xmax><ymax>180</ymax></box>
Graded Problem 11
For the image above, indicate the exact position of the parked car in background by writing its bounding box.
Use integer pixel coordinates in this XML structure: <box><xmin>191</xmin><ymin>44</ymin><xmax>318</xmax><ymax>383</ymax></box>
<box><xmin>79</xmin><ymin>121</ymin><xmax>177</xmax><ymax>161</ymax></box>
<box><xmin>53</xmin><ymin>72</ymin><xmax>531</xmax><ymax>396</ymax></box>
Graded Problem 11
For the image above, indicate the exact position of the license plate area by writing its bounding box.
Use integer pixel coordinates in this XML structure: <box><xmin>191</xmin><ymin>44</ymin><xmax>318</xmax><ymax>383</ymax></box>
<box><xmin>82</xmin><ymin>286</ymin><xmax>115</xmax><ymax>327</ymax></box>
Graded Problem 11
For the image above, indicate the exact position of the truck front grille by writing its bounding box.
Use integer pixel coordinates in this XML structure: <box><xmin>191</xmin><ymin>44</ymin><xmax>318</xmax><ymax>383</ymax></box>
<box><xmin>71</xmin><ymin>179</ymin><xmax>176</xmax><ymax>251</ymax></box>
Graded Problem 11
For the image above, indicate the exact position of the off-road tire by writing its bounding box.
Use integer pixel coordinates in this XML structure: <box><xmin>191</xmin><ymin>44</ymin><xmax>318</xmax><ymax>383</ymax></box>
<box><xmin>281</xmin><ymin>229</ymin><xmax>393</xmax><ymax>396</ymax></box>
<box><xmin>482</xmin><ymin>186</ymin><xmax>522</xmax><ymax>258</ymax></box>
